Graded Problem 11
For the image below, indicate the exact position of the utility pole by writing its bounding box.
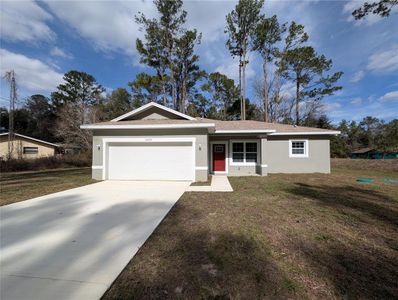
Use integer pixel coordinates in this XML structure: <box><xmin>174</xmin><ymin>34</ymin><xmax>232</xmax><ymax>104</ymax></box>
<box><xmin>4</xmin><ymin>70</ymin><xmax>17</xmax><ymax>160</ymax></box>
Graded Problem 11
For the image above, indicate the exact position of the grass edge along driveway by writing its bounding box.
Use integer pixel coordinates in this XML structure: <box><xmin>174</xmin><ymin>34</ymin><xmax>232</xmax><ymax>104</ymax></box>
<box><xmin>1</xmin><ymin>168</ymin><xmax>96</xmax><ymax>206</ymax></box>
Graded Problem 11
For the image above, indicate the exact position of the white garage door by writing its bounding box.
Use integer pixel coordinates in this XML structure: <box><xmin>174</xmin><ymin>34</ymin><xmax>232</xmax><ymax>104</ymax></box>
<box><xmin>107</xmin><ymin>142</ymin><xmax>194</xmax><ymax>181</ymax></box>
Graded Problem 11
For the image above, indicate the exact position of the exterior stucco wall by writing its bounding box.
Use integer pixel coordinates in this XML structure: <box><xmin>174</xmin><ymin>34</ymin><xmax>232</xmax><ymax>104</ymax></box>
<box><xmin>0</xmin><ymin>135</ymin><xmax>56</xmax><ymax>159</ymax></box>
<box><xmin>265</xmin><ymin>135</ymin><xmax>330</xmax><ymax>173</ymax></box>
<box><xmin>91</xmin><ymin>128</ymin><xmax>208</xmax><ymax>181</ymax></box>
<box><xmin>208</xmin><ymin>134</ymin><xmax>331</xmax><ymax>175</ymax></box>
<box><xmin>209</xmin><ymin>135</ymin><xmax>262</xmax><ymax>176</ymax></box>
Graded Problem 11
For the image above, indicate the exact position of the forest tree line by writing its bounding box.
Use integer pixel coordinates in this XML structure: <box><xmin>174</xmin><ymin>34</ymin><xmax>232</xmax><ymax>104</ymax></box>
<box><xmin>0</xmin><ymin>0</ymin><xmax>396</xmax><ymax>157</ymax></box>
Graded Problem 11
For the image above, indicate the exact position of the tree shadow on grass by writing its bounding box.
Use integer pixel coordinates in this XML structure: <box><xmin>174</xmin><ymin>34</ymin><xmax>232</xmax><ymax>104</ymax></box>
<box><xmin>286</xmin><ymin>182</ymin><xmax>398</xmax><ymax>299</ymax></box>
<box><xmin>288</xmin><ymin>183</ymin><xmax>398</xmax><ymax>227</ymax></box>
<box><xmin>293</xmin><ymin>237</ymin><xmax>398</xmax><ymax>299</ymax></box>
<box><xmin>103</xmin><ymin>207</ymin><xmax>298</xmax><ymax>300</ymax></box>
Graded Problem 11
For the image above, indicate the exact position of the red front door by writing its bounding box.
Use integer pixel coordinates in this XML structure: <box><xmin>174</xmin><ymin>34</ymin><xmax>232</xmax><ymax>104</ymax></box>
<box><xmin>213</xmin><ymin>144</ymin><xmax>226</xmax><ymax>172</ymax></box>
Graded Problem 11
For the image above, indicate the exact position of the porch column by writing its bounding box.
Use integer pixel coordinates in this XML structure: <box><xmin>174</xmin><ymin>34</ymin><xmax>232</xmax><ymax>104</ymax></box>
<box><xmin>259</xmin><ymin>137</ymin><xmax>268</xmax><ymax>176</ymax></box>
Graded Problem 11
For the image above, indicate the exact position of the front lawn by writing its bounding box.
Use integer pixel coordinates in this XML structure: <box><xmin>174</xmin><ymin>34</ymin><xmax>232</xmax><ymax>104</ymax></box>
<box><xmin>0</xmin><ymin>168</ymin><xmax>95</xmax><ymax>206</ymax></box>
<box><xmin>103</xmin><ymin>159</ymin><xmax>398</xmax><ymax>299</ymax></box>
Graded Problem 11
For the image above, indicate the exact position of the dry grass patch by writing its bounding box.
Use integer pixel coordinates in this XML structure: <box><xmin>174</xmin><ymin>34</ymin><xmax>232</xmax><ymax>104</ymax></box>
<box><xmin>103</xmin><ymin>159</ymin><xmax>398</xmax><ymax>299</ymax></box>
<box><xmin>0</xmin><ymin>168</ymin><xmax>95</xmax><ymax>206</ymax></box>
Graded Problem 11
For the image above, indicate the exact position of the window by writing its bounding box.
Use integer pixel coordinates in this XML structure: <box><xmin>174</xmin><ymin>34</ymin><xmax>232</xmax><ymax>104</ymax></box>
<box><xmin>214</xmin><ymin>145</ymin><xmax>224</xmax><ymax>153</ymax></box>
<box><xmin>289</xmin><ymin>140</ymin><xmax>308</xmax><ymax>157</ymax></box>
<box><xmin>23</xmin><ymin>147</ymin><xmax>38</xmax><ymax>154</ymax></box>
<box><xmin>231</xmin><ymin>141</ymin><xmax>258</xmax><ymax>164</ymax></box>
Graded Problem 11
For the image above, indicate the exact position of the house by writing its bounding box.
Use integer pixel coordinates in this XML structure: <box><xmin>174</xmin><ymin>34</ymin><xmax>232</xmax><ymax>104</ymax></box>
<box><xmin>0</xmin><ymin>133</ymin><xmax>58</xmax><ymax>160</ymax></box>
<box><xmin>81</xmin><ymin>102</ymin><xmax>340</xmax><ymax>182</ymax></box>
<box><xmin>351</xmin><ymin>148</ymin><xmax>398</xmax><ymax>159</ymax></box>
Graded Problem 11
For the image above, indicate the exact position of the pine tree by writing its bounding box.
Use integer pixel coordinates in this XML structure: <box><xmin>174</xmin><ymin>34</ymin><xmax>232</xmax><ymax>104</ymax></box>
<box><xmin>252</xmin><ymin>15</ymin><xmax>285</xmax><ymax>122</ymax></box>
<box><xmin>279</xmin><ymin>23</ymin><xmax>343</xmax><ymax>125</ymax></box>
<box><xmin>225</xmin><ymin>0</ymin><xmax>264</xmax><ymax>120</ymax></box>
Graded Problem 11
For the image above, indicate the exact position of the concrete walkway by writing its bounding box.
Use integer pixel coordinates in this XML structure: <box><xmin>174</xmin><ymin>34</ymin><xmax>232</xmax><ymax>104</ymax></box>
<box><xmin>0</xmin><ymin>180</ymin><xmax>190</xmax><ymax>300</ymax></box>
<box><xmin>186</xmin><ymin>175</ymin><xmax>233</xmax><ymax>192</ymax></box>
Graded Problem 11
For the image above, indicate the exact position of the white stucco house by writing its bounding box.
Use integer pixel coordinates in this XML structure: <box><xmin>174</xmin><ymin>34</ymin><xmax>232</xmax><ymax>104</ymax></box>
<box><xmin>81</xmin><ymin>102</ymin><xmax>340</xmax><ymax>182</ymax></box>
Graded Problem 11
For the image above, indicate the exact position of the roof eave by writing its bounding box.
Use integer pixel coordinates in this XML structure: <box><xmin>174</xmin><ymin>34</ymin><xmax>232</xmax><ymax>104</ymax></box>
<box><xmin>213</xmin><ymin>129</ymin><xmax>276</xmax><ymax>134</ymax></box>
<box><xmin>80</xmin><ymin>123</ymin><xmax>215</xmax><ymax>130</ymax></box>
<box><xmin>0</xmin><ymin>132</ymin><xmax>59</xmax><ymax>147</ymax></box>
<box><xmin>269</xmin><ymin>131</ymin><xmax>341</xmax><ymax>136</ymax></box>
<box><xmin>111</xmin><ymin>102</ymin><xmax>196</xmax><ymax>122</ymax></box>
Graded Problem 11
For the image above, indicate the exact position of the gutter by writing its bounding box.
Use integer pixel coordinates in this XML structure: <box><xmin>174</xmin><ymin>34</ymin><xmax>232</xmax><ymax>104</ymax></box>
<box><xmin>80</xmin><ymin>123</ymin><xmax>216</xmax><ymax>130</ymax></box>
<box><xmin>214</xmin><ymin>129</ymin><xmax>276</xmax><ymax>134</ymax></box>
<box><xmin>268</xmin><ymin>131</ymin><xmax>341</xmax><ymax>136</ymax></box>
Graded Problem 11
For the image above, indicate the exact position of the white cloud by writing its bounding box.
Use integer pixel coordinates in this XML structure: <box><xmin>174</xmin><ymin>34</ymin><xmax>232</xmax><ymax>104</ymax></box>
<box><xmin>43</xmin><ymin>0</ymin><xmax>156</xmax><ymax>55</ymax></box>
<box><xmin>342</xmin><ymin>0</ymin><xmax>384</xmax><ymax>26</ymax></box>
<box><xmin>350</xmin><ymin>97</ymin><xmax>362</xmax><ymax>105</ymax></box>
<box><xmin>215</xmin><ymin>58</ymin><xmax>255</xmax><ymax>84</ymax></box>
<box><xmin>323</xmin><ymin>102</ymin><xmax>342</xmax><ymax>112</ymax></box>
<box><xmin>367</xmin><ymin>44</ymin><xmax>398</xmax><ymax>73</ymax></box>
<box><xmin>0</xmin><ymin>48</ymin><xmax>64</xmax><ymax>93</ymax></box>
<box><xmin>50</xmin><ymin>47</ymin><xmax>73</xmax><ymax>59</ymax></box>
<box><xmin>378</xmin><ymin>90</ymin><xmax>398</xmax><ymax>102</ymax></box>
<box><xmin>280</xmin><ymin>81</ymin><xmax>296</xmax><ymax>100</ymax></box>
<box><xmin>185</xmin><ymin>1</ymin><xmax>235</xmax><ymax>44</ymax></box>
<box><xmin>0</xmin><ymin>0</ymin><xmax>55</xmax><ymax>43</ymax></box>
<box><xmin>350</xmin><ymin>70</ymin><xmax>365</xmax><ymax>83</ymax></box>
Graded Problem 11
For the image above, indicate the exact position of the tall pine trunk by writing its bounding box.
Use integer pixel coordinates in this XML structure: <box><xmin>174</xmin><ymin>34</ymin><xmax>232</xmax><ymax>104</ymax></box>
<box><xmin>239</xmin><ymin>59</ymin><xmax>243</xmax><ymax>120</ymax></box>
<box><xmin>242</xmin><ymin>60</ymin><xmax>246</xmax><ymax>120</ymax></box>
<box><xmin>295</xmin><ymin>74</ymin><xmax>300</xmax><ymax>125</ymax></box>
<box><xmin>181</xmin><ymin>78</ymin><xmax>187</xmax><ymax>113</ymax></box>
<box><xmin>240</xmin><ymin>48</ymin><xmax>247</xmax><ymax>121</ymax></box>
<box><xmin>263</xmin><ymin>61</ymin><xmax>268</xmax><ymax>122</ymax></box>
<box><xmin>162</xmin><ymin>82</ymin><xmax>167</xmax><ymax>106</ymax></box>
<box><xmin>167</xmin><ymin>37</ymin><xmax>176</xmax><ymax>109</ymax></box>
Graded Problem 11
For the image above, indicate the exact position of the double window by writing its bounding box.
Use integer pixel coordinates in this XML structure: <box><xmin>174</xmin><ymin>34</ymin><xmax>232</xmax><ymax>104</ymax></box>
<box><xmin>289</xmin><ymin>140</ymin><xmax>308</xmax><ymax>157</ymax></box>
<box><xmin>23</xmin><ymin>147</ymin><xmax>38</xmax><ymax>154</ymax></box>
<box><xmin>231</xmin><ymin>141</ymin><xmax>258</xmax><ymax>164</ymax></box>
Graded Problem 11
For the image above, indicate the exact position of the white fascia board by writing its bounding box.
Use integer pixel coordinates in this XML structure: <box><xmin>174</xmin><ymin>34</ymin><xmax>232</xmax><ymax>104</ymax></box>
<box><xmin>111</xmin><ymin>102</ymin><xmax>196</xmax><ymax>121</ymax></box>
<box><xmin>269</xmin><ymin>131</ymin><xmax>341</xmax><ymax>136</ymax></box>
<box><xmin>80</xmin><ymin>123</ymin><xmax>215</xmax><ymax>129</ymax></box>
<box><xmin>214</xmin><ymin>129</ymin><xmax>276</xmax><ymax>134</ymax></box>
<box><xmin>1</xmin><ymin>132</ymin><xmax>59</xmax><ymax>147</ymax></box>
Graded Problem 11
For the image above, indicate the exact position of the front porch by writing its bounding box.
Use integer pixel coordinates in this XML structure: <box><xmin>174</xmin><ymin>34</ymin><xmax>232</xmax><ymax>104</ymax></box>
<box><xmin>208</xmin><ymin>136</ymin><xmax>268</xmax><ymax>177</ymax></box>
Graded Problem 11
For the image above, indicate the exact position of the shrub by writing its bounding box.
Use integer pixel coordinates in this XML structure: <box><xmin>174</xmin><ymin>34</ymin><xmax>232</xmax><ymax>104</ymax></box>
<box><xmin>0</xmin><ymin>153</ymin><xmax>92</xmax><ymax>173</ymax></box>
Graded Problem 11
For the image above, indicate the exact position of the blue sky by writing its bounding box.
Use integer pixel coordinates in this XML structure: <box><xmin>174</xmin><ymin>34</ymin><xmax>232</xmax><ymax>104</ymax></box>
<box><xmin>1</xmin><ymin>0</ymin><xmax>397</xmax><ymax>124</ymax></box>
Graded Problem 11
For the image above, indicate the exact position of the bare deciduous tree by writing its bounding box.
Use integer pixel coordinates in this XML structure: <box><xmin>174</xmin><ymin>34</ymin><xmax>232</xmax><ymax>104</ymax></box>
<box><xmin>55</xmin><ymin>102</ymin><xmax>100</xmax><ymax>150</ymax></box>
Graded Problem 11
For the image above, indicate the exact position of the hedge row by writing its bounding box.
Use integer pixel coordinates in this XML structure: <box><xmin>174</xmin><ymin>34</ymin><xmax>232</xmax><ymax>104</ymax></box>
<box><xmin>0</xmin><ymin>154</ymin><xmax>91</xmax><ymax>172</ymax></box>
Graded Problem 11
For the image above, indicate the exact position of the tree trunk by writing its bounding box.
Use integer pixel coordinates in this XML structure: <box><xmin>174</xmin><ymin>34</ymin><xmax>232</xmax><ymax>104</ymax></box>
<box><xmin>263</xmin><ymin>61</ymin><xmax>268</xmax><ymax>122</ymax></box>
<box><xmin>240</xmin><ymin>49</ymin><xmax>247</xmax><ymax>121</ymax></box>
<box><xmin>239</xmin><ymin>58</ymin><xmax>243</xmax><ymax>120</ymax></box>
<box><xmin>242</xmin><ymin>60</ymin><xmax>246</xmax><ymax>121</ymax></box>
<box><xmin>167</xmin><ymin>38</ymin><xmax>176</xmax><ymax>110</ymax></box>
<box><xmin>162</xmin><ymin>82</ymin><xmax>167</xmax><ymax>106</ymax></box>
<box><xmin>170</xmin><ymin>66</ymin><xmax>176</xmax><ymax>109</ymax></box>
<box><xmin>295</xmin><ymin>75</ymin><xmax>300</xmax><ymax>125</ymax></box>
<box><xmin>180</xmin><ymin>77</ymin><xmax>186</xmax><ymax>113</ymax></box>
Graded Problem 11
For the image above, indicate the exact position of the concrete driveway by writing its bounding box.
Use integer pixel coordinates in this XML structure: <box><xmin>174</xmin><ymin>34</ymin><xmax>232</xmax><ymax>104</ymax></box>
<box><xmin>0</xmin><ymin>180</ymin><xmax>190</xmax><ymax>300</ymax></box>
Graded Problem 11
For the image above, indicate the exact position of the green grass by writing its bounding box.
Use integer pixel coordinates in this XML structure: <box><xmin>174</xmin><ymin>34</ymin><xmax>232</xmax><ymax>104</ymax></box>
<box><xmin>103</xmin><ymin>159</ymin><xmax>398</xmax><ymax>300</ymax></box>
<box><xmin>0</xmin><ymin>168</ymin><xmax>95</xmax><ymax>206</ymax></box>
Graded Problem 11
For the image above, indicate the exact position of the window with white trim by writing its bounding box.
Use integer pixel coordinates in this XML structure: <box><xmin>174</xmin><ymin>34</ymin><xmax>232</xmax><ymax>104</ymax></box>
<box><xmin>289</xmin><ymin>140</ymin><xmax>308</xmax><ymax>157</ymax></box>
<box><xmin>232</xmin><ymin>142</ymin><xmax>257</xmax><ymax>164</ymax></box>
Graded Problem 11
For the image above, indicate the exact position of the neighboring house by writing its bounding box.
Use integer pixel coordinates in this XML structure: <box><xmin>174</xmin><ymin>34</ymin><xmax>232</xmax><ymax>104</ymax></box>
<box><xmin>81</xmin><ymin>102</ymin><xmax>340</xmax><ymax>182</ymax></box>
<box><xmin>0</xmin><ymin>133</ymin><xmax>58</xmax><ymax>160</ymax></box>
<box><xmin>351</xmin><ymin>148</ymin><xmax>398</xmax><ymax>159</ymax></box>
<box><xmin>58</xmin><ymin>144</ymin><xmax>83</xmax><ymax>155</ymax></box>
